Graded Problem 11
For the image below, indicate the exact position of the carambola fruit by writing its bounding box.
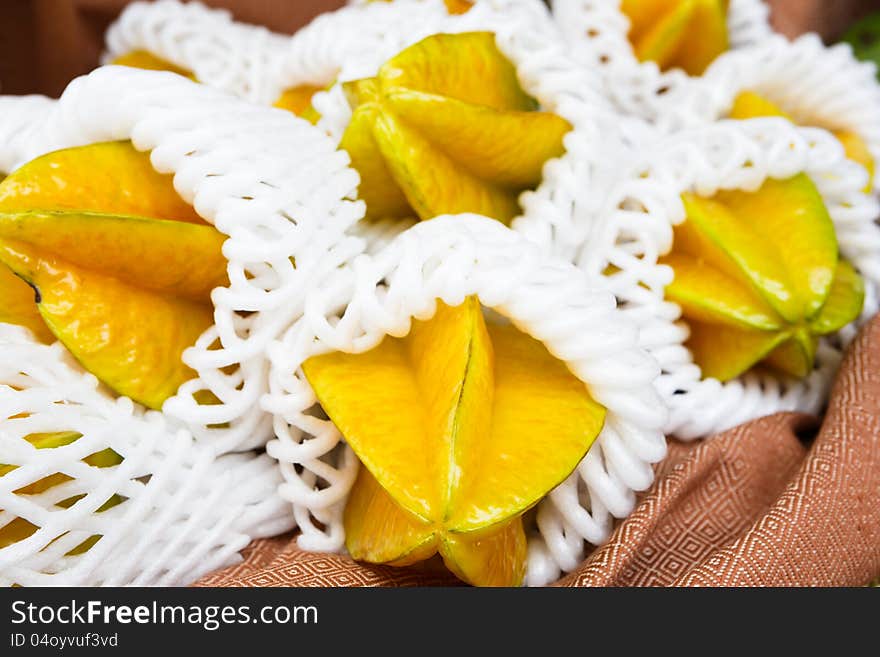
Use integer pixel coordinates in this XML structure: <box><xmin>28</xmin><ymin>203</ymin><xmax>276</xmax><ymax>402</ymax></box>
<box><xmin>304</xmin><ymin>297</ymin><xmax>606</xmax><ymax>585</ymax></box>
<box><xmin>660</xmin><ymin>173</ymin><xmax>864</xmax><ymax>381</ymax></box>
<box><xmin>0</xmin><ymin>141</ymin><xmax>228</xmax><ymax>409</ymax></box>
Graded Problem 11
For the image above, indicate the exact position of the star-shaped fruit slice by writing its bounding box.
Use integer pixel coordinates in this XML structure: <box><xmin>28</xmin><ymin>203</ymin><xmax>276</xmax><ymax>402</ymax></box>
<box><xmin>338</xmin><ymin>31</ymin><xmax>572</xmax><ymax>224</ymax></box>
<box><xmin>0</xmin><ymin>141</ymin><xmax>228</xmax><ymax>409</ymax></box>
<box><xmin>621</xmin><ymin>0</ymin><xmax>729</xmax><ymax>75</ymax></box>
<box><xmin>730</xmin><ymin>90</ymin><xmax>875</xmax><ymax>190</ymax></box>
<box><xmin>660</xmin><ymin>173</ymin><xmax>864</xmax><ymax>381</ymax></box>
<box><xmin>303</xmin><ymin>297</ymin><xmax>606</xmax><ymax>586</ymax></box>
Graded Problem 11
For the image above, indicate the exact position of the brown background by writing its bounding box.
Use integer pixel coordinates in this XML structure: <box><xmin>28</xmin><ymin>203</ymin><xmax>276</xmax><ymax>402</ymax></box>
<box><xmin>1</xmin><ymin>0</ymin><xmax>879</xmax><ymax>98</ymax></box>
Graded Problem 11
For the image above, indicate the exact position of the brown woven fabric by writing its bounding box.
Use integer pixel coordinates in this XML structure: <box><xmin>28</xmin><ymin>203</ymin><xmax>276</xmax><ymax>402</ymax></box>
<box><xmin>196</xmin><ymin>315</ymin><xmax>880</xmax><ymax>587</ymax></box>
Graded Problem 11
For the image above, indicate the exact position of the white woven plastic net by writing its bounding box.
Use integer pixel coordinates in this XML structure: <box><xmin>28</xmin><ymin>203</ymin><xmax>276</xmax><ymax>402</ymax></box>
<box><xmin>550</xmin><ymin>0</ymin><xmax>772</xmax><ymax>131</ymax></box>
<box><xmin>577</xmin><ymin>117</ymin><xmax>880</xmax><ymax>440</ymax></box>
<box><xmin>674</xmin><ymin>33</ymin><xmax>880</xmax><ymax>192</ymax></box>
<box><xmin>1</xmin><ymin>66</ymin><xmax>364</xmax><ymax>454</ymax></box>
<box><xmin>0</xmin><ymin>324</ymin><xmax>293</xmax><ymax>586</ymax></box>
<box><xmin>104</xmin><ymin>0</ymin><xmax>290</xmax><ymax>104</ymax></box>
<box><xmin>264</xmin><ymin>215</ymin><xmax>668</xmax><ymax>586</ymax></box>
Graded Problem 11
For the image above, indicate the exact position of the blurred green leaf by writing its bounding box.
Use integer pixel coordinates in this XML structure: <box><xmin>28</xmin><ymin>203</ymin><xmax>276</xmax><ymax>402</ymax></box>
<box><xmin>842</xmin><ymin>12</ymin><xmax>880</xmax><ymax>80</ymax></box>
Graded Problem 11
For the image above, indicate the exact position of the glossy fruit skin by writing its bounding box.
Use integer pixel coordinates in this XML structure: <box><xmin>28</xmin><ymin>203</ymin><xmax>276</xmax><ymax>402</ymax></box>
<box><xmin>0</xmin><ymin>141</ymin><xmax>227</xmax><ymax>409</ymax></box>
<box><xmin>304</xmin><ymin>297</ymin><xmax>605</xmax><ymax>586</ymax></box>
<box><xmin>339</xmin><ymin>32</ymin><xmax>571</xmax><ymax>224</ymax></box>
<box><xmin>112</xmin><ymin>50</ymin><xmax>195</xmax><ymax>80</ymax></box>
<box><xmin>661</xmin><ymin>174</ymin><xmax>864</xmax><ymax>382</ymax></box>
<box><xmin>622</xmin><ymin>0</ymin><xmax>729</xmax><ymax>75</ymax></box>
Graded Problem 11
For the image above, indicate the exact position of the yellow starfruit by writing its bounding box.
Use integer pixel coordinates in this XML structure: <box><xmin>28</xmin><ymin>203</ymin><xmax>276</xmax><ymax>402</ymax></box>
<box><xmin>621</xmin><ymin>0</ymin><xmax>729</xmax><ymax>75</ymax></box>
<box><xmin>111</xmin><ymin>50</ymin><xmax>196</xmax><ymax>80</ymax></box>
<box><xmin>303</xmin><ymin>297</ymin><xmax>606</xmax><ymax>586</ymax></box>
<box><xmin>273</xmin><ymin>84</ymin><xmax>325</xmax><ymax>123</ymax></box>
<box><xmin>660</xmin><ymin>173</ymin><xmax>864</xmax><ymax>381</ymax></box>
<box><xmin>338</xmin><ymin>31</ymin><xmax>572</xmax><ymax>224</ymax></box>
<box><xmin>0</xmin><ymin>141</ymin><xmax>228</xmax><ymax>409</ymax></box>
<box><xmin>730</xmin><ymin>90</ymin><xmax>875</xmax><ymax>190</ymax></box>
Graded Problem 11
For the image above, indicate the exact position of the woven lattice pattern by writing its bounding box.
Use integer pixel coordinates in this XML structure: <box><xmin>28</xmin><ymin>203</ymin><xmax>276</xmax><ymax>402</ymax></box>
<box><xmin>0</xmin><ymin>325</ymin><xmax>293</xmax><ymax>586</ymax></box>
<box><xmin>550</xmin><ymin>0</ymin><xmax>772</xmax><ymax>130</ymax></box>
<box><xmin>104</xmin><ymin>0</ymin><xmax>290</xmax><ymax>104</ymax></box>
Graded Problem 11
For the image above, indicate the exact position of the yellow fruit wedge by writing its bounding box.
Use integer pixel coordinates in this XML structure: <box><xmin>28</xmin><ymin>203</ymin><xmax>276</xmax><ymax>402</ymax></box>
<box><xmin>111</xmin><ymin>50</ymin><xmax>196</xmax><ymax>80</ymax></box>
<box><xmin>685</xmin><ymin>320</ymin><xmax>788</xmax><ymax>381</ymax></box>
<box><xmin>338</xmin><ymin>32</ymin><xmax>571</xmax><ymax>224</ymax></box>
<box><xmin>443</xmin><ymin>0</ymin><xmax>473</xmax><ymax>13</ymax></box>
<box><xmin>344</xmin><ymin>469</ymin><xmax>526</xmax><ymax>584</ymax></box>
<box><xmin>0</xmin><ymin>141</ymin><xmax>228</xmax><ymax>409</ymax></box>
<box><xmin>0</xmin><ymin>141</ymin><xmax>204</xmax><ymax>224</ymax></box>
<box><xmin>273</xmin><ymin>84</ymin><xmax>324</xmax><ymax>123</ymax></box>
<box><xmin>730</xmin><ymin>91</ymin><xmax>875</xmax><ymax>191</ymax></box>
<box><xmin>836</xmin><ymin>129</ymin><xmax>875</xmax><ymax>190</ymax></box>
<box><xmin>729</xmin><ymin>90</ymin><xmax>791</xmax><ymax>120</ymax></box>
<box><xmin>763</xmin><ymin>331</ymin><xmax>817</xmax><ymax>379</ymax></box>
<box><xmin>1</xmin><ymin>431</ymin><xmax>122</xmax><ymax>550</ymax></box>
<box><xmin>622</xmin><ymin>0</ymin><xmax>729</xmax><ymax>75</ymax></box>
<box><xmin>0</xmin><ymin>262</ymin><xmax>54</xmax><ymax>343</ymax></box>
<box><xmin>809</xmin><ymin>260</ymin><xmax>865</xmax><ymax>335</ymax></box>
<box><xmin>661</xmin><ymin>174</ymin><xmax>864</xmax><ymax>381</ymax></box>
<box><xmin>305</xmin><ymin>296</ymin><xmax>605</xmax><ymax>586</ymax></box>
<box><xmin>660</xmin><ymin>253</ymin><xmax>782</xmax><ymax>330</ymax></box>
<box><xmin>712</xmin><ymin>175</ymin><xmax>837</xmax><ymax>319</ymax></box>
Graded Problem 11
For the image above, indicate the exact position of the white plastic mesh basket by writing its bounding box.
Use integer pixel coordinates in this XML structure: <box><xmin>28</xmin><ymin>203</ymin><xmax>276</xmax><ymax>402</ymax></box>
<box><xmin>104</xmin><ymin>0</ymin><xmax>290</xmax><ymax>104</ymax></box>
<box><xmin>550</xmin><ymin>0</ymin><xmax>773</xmax><ymax>132</ymax></box>
<box><xmin>0</xmin><ymin>324</ymin><xmax>293</xmax><ymax>586</ymax></box>
<box><xmin>577</xmin><ymin>117</ymin><xmax>880</xmax><ymax>440</ymax></box>
<box><xmin>98</xmin><ymin>0</ymin><xmax>672</xmax><ymax>586</ymax></box>
<box><xmin>1</xmin><ymin>66</ymin><xmax>364</xmax><ymax>454</ymax></box>
<box><xmin>680</xmin><ymin>33</ymin><xmax>880</xmax><ymax>192</ymax></box>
